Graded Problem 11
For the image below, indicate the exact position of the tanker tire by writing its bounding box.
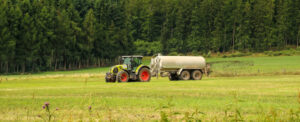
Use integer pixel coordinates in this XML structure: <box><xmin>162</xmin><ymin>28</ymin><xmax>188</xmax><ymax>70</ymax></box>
<box><xmin>168</xmin><ymin>75</ymin><xmax>174</xmax><ymax>81</ymax></box>
<box><xmin>192</xmin><ymin>70</ymin><xmax>202</xmax><ymax>80</ymax></box>
<box><xmin>138</xmin><ymin>68</ymin><xmax>151</xmax><ymax>82</ymax></box>
<box><xmin>169</xmin><ymin>73</ymin><xmax>179</xmax><ymax>81</ymax></box>
<box><xmin>180</xmin><ymin>71</ymin><xmax>190</xmax><ymax>80</ymax></box>
<box><xmin>117</xmin><ymin>71</ymin><xmax>129</xmax><ymax>83</ymax></box>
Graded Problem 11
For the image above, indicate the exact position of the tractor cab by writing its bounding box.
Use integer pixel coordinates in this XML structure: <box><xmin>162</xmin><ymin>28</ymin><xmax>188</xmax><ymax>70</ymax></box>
<box><xmin>105</xmin><ymin>55</ymin><xmax>151</xmax><ymax>83</ymax></box>
<box><xmin>120</xmin><ymin>56</ymin><xmax>143</xmax><ymax>71</ymax></box>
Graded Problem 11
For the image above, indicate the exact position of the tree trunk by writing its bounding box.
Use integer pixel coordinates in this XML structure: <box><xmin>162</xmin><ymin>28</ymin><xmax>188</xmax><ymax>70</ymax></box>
<box><xmin>224</xmin><ymin>26</ymin><xmax>227</xmax><ymax>52</ymax></box>
<box><xmin>5</xmin><ymin>62</ymin><xmax>6</xmax><ymax>73</ymax></box>
<box><xmin>6</xmin><ymin>62</ymin><xmax>8</xmax><ymax>73</ymax></box>
<box><xmin>49</xmin><ymin>58</ymin><xmax>52</xmax><ymax>70</ymax></box>
<box><xmin>64</xmin><ymin>60</ymin><xmax>66</xmax><ymax>71</ymax></box>
<box><xmin>87</xmin><ymin>59</ymin><xmax>89</xmax><ymax>68</ymax></box>
<box><xmin>109</xmin><ymin>59</ymin><xmax>111</xmax><ymax>66</ymax></box>
<box><xmin>32</xmin><ymin>62</ymin><xmax>35</xmax><ymax>72</ymax></box>
<box><xmin>0</xmin><ymin>62</ymin><xmax>2</xmax><ymax>73</ymax></box>
<box><xmin>102</xmin><ymin>59</ymin><xmax>105</xmax><ymax>66</ymax></box>
<box><xmin>69</xmin><ymin>63</ymin><xmax>71</xmax><ymax>70</ymax></box>
<box><xmin>30</xmin><ymin>62</ymin><xmax>33</xmax><ymax>72</ymax></box>
<box><xmin>78</xmin><ymin>60</ymin><xmax>81</xmax><ymax>69</ymax></box>
<box><xmin>39</xmin><ymin>61</ymin><xmax>41</xmax><ymax>71</ymax></box>
<box><xmin>50</xmin><ymin>50</ymin><xmax>53</xmax><ymax>70</ymax></box>
<box><xmin>98</xmin><ymin>58</ymin><xmax>100</xmax><ymax>67</ymax></box>
<box><xmin>55</xmin><ymin>59</ymin><xmax>57</xmax><ymax>71</ymax></box>
<box><xmin>297</xmin><ymin>30</ymin><xmax>299</xmax><ymax>48</ymax></box>
<box><xmin>5</xmin><ymin>61</ymin><xmax>8</xmax><ymax>73</ymax></box>
<box><xmin>22</xmin><ymin>63</ymin><xmax>25</xmax><ymax>73</ymax></box>
<box><xmin>232</xmin><ymin>21</ymin><xmax>236</xmax><ymax>53</ymax></box>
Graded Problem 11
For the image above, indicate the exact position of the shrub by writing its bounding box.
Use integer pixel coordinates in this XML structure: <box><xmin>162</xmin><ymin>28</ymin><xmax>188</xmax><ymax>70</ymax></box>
<box><xmin>264</xmin><ymin>51</ymin><xmax>273</xmax><ymax>56</ymax></box>
<box><xmin>222</xmin><ymin>55</ymin><xmax>228</xmax><ymax>58</ymax></box>
<box><xmin>168</xmin><ymin>52</ymin><xmax>178</xmax><ymax>56</ymax></box>
<box><xmin>273</xmin><ymin>52</ymin><xmax>282</xmax><ymax>56</ymax></box>
<box><xmin>207</xmin><ymin>51</ymin><xmax>211</xmax><ymax>57</ymax></box>
<box><xmin>191</xmin><ymin>51</ymin><xmax>200</xmax><ymax>56</ymax></box>
<box><xmin>264</xmin><ymin>49</ymin><xmax>300</xmax><ymax>56</ymax></box>
<box><xmin>227</xmin><ymin>51</ymin><xmax>251</xmax><ymax>58</ymax></box>
<box><xmin>281</xmin><ymin>50</ymin><xmax>294</xmax><ymax>56</ymax></box>
<box><xmin>217</xmin><ymin>52</ymin><xmax>221</xmax><ymax>57</ymax></box>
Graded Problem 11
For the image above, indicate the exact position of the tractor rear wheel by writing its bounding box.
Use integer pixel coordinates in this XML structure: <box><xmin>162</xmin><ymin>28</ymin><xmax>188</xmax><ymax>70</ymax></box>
<box><xmin>117</xmin><ymin>71</ymin><xmax>129</xmax><ymax>82</ymax></box>
<box><xmin>192</xmin><ymin>70</ymin><xmax>202</xmax><ymax>80</ymax></box>
<box><xmin>180</xmin><ymin>70</ymin><xmax>190</xmax><ymax>80</ymax></box>
<box><xmin>138</xmin><ymin>68</ymin><xmax>151</xmax><ymax>82</ymax></box>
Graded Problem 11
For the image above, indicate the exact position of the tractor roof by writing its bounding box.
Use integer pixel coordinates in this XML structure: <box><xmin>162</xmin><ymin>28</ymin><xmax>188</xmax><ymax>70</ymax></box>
<box><xmin>121</xmin><ymin>55</ymin><xmax>143</xmax><ymax>58</ymax></box>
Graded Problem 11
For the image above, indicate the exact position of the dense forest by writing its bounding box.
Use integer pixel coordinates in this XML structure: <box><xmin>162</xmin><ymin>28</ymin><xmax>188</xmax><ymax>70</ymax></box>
<box><xmin>0</xmin><ymin>0</ymin><xmax>299</xmax><ymax>73</ymax></box>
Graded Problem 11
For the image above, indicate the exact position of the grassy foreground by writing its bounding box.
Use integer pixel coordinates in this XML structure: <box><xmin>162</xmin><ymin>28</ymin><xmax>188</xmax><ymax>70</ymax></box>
<box><xmin>0</xmin><ymin>56</ymin><xmax>300</xmax><ymax>121</ymax></box>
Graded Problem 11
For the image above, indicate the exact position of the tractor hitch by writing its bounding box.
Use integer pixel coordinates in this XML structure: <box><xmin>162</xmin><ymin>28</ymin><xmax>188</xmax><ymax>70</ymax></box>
<box><xmin>105</xmin><ymin>72</ymin><xmax>116</xmax><ymax>82</ymax></box>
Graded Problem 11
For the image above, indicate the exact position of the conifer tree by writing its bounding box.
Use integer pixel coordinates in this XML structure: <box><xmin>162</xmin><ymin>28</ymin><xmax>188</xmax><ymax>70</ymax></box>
<box><xmin>82</xmin><ymin>9</ymin><xmax>96</xmax><ymax>66</ymax></box>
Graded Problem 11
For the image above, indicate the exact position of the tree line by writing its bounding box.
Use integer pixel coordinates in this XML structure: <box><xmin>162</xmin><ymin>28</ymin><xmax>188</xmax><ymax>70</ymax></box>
<box><xmin>0</xmin><ymin>0</ymin><xmax>299</xmax><ymax>73</ymax></box>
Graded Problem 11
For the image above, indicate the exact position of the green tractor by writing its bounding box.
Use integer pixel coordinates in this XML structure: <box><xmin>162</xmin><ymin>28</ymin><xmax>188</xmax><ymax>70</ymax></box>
<box><xmin>105</xmin><ymin>55</ymin><xmax>151</xmax><ymax>82</ymax></box>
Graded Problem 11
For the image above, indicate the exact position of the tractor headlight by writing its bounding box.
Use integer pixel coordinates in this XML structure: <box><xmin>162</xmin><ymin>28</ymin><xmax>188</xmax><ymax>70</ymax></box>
<box><xmin>113</xmin><ymin>67</ymin><xmax>118</xmax><ymax>73</ymax></box>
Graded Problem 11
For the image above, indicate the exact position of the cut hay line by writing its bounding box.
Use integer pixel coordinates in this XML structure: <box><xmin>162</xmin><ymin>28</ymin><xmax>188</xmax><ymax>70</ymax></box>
<box><xmin>3</xmin><ymin>73</ymin><xmax>106</xmax><ymax>81</ymax></box>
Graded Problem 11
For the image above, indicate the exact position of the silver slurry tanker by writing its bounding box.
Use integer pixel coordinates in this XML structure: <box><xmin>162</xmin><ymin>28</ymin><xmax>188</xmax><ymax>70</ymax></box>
<box><xmin>150</xmin><ymin>54</ymin><xmax>209</xmax><ymax>81</ymax></box>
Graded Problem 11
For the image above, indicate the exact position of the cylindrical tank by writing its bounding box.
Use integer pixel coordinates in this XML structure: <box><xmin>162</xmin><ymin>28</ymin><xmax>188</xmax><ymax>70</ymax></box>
<box><xmin>151</xmin><ymin>56</ymin><xmax>206</xmax><ymax>71</ymax></box>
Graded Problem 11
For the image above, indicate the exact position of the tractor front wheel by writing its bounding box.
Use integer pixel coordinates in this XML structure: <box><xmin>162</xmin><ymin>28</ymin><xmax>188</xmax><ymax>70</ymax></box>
<box><xmin>117</xmin><ymin>71</ymin><xmax>129</xmax><ymax>82</ymax></box>
<box><xmin>138</xmin><ymin>68</ymin><xmax>151</xmax><ymax>82</ymax></box>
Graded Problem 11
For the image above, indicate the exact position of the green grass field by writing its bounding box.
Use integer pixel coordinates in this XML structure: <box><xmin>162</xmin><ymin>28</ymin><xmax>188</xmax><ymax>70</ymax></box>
<box><xmin>0</xmin><ymin>56</ymin><xmax>300</xmax><ymax>121</ymax></box>
<box><xmin>208</xmin><ymin>56</ymin><xmax>300</xmax><ymax>76</ymax></box>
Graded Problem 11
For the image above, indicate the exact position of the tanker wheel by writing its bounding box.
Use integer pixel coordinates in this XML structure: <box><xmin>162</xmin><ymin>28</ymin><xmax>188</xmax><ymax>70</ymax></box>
<box><xmin>168</xmin><ymin>74</ymin><xmax>174</xmax><ymax>81</ymax></box>
<box><xmin>192</xmin><ymin>70</ymin><xmax>202</xmax><ymax>80</ymax></box>
<box><xmin>180</xmin><ymin>70</ymin><xmax>190</xmax><ymax>80</ymax></box>
<box><xmin>168</xmin><ymin>73</ymin><xmax>178</xmax><ymax>81</ymax></box>
<box><xmin>138</xmin><ymin>68</ymin><xmax>151</xmax><ymax>82</ymax></box>
<box><xmin>117</xmin><ymin>71</ymin><xmax>129</xmax><ymax>82</ymax></box>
